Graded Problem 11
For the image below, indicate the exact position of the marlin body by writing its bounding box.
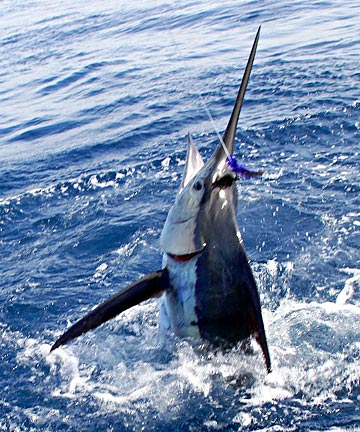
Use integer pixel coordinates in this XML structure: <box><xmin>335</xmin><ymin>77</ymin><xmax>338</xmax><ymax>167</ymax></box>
<box><xmin>51</xmin><ymin>27</ymin><xmax>271</xmax><ymax>373</ymax></box>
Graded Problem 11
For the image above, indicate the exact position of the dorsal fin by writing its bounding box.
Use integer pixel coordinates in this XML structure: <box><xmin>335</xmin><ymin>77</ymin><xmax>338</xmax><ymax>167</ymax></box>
<box><xmin>179</xmin><ymin>133</ymin><xmax>204</xmax><ymax>193</ymax></box>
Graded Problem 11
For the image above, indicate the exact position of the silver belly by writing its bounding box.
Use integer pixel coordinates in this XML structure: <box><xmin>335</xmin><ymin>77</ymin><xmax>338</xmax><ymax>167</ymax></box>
<box><xmin>159</xmin><ymin>254</ymin><xmax>200</xmax><ymax>338</ymax></box>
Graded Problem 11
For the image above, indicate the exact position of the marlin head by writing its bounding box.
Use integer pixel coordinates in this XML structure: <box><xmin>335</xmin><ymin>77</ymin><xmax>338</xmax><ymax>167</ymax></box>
<box><xmin>160</xmin><ymin>26</ymin><xmax>261</xmax><ymax>260</ymax></box>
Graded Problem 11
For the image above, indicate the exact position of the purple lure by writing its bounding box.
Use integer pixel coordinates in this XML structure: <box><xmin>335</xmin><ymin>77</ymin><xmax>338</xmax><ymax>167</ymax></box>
<box><xmin>226</xmin><ymin>154</ymin><xmax>263</xmax><ymax>178</ymax></box>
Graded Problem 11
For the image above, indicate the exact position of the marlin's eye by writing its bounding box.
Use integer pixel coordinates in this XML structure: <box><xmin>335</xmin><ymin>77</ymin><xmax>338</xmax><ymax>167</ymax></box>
<box><xmin>193</xmin><ymin>181</ymin><xmax>203</xmax><ymax>191</ymax></box>
<box><xmin>213</xmin><ymin>174</ymin><xmax>236</xmax><ymax>189</ymax></box>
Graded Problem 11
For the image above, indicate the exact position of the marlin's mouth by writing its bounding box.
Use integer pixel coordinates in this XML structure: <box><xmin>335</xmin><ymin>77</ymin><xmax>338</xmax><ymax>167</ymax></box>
<box><xmin>167</xmin><ymin>247</ymin><xmax>205</xmax><ymax>263</ymax></box>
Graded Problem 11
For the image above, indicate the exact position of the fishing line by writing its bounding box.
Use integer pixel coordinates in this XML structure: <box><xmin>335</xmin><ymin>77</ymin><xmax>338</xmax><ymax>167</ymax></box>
<box><xmin>164</xmin><ymin>20</ymin><xmax>261</xmax><ymax>178</ymax></box>
<box><xmin>163</xmin><ymin>21</ymin><xmax>229</xmax><ymax>154</ymax></box>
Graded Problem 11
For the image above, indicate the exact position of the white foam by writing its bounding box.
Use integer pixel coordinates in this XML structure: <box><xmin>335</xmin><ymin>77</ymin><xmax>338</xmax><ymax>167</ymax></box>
<box><xmin>266</xmin><ymin>259</ymin><xmax>278</xmax><ymax>277</ymax></box>
<box><xmin>46</xmin><ymin>297</ymin><xmax>358</xmax><ymax>411</ymax></box>
<box><xmin>89</xmin><ymin>174</ymin><xmax>116</xmax><ymax>189</ymax></box>
<box><xmin>8</xmin><ymin>288</ymin><xmax>358</xmax><ymax>430</ymax></box>
<box><xmin>0</xmin><ymin>168</ymin><xmax>136</xmax><ymax>210</ymax></box>
<box><xmin>161</xmin><ymin>156</ymin><xmax>171</xmax><ymax>170</ymax></box>
<box><xmin>337</xmin><ymin>268</ymin><xmax>360</xmax><ymax>305</ymax></box>
<box><xmin>93</xmin><ymin>262</ymin><xmax>109</xmax><ymax>280</ymax></box>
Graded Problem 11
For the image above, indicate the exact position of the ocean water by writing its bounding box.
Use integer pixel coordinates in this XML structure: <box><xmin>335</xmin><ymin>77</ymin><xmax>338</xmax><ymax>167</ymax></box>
<box><xmin>1</xmin><ymin>0</ymin><xmax>359</xmax><ymax>430</ymax></box>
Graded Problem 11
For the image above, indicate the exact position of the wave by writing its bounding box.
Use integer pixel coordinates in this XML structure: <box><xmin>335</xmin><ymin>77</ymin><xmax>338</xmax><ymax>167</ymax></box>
<box><xmin>3</xmin><ymin>291</ymin><xmax>357</xmax><ymax>430</ymax></box>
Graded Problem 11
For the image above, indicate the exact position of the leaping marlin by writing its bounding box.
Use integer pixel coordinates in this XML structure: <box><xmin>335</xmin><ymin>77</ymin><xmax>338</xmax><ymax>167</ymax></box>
<box><xmin>51</xmin><ymin>27</ymin><xmax>271</xmax><ymax>373</ymax></box>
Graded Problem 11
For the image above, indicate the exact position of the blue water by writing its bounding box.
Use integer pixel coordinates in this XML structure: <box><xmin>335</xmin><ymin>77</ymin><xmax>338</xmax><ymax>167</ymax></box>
<box><xmin>1</xmin><ymin>0</ymin><xmax>359</xmax><ymax>430</ymax></box>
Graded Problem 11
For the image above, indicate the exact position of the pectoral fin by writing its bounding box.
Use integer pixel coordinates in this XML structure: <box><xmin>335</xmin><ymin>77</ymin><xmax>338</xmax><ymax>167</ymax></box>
<box><xmin>51</xmin><ymin>269</ymin><xmax>169</xmax><ymax>351</ymax></box>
